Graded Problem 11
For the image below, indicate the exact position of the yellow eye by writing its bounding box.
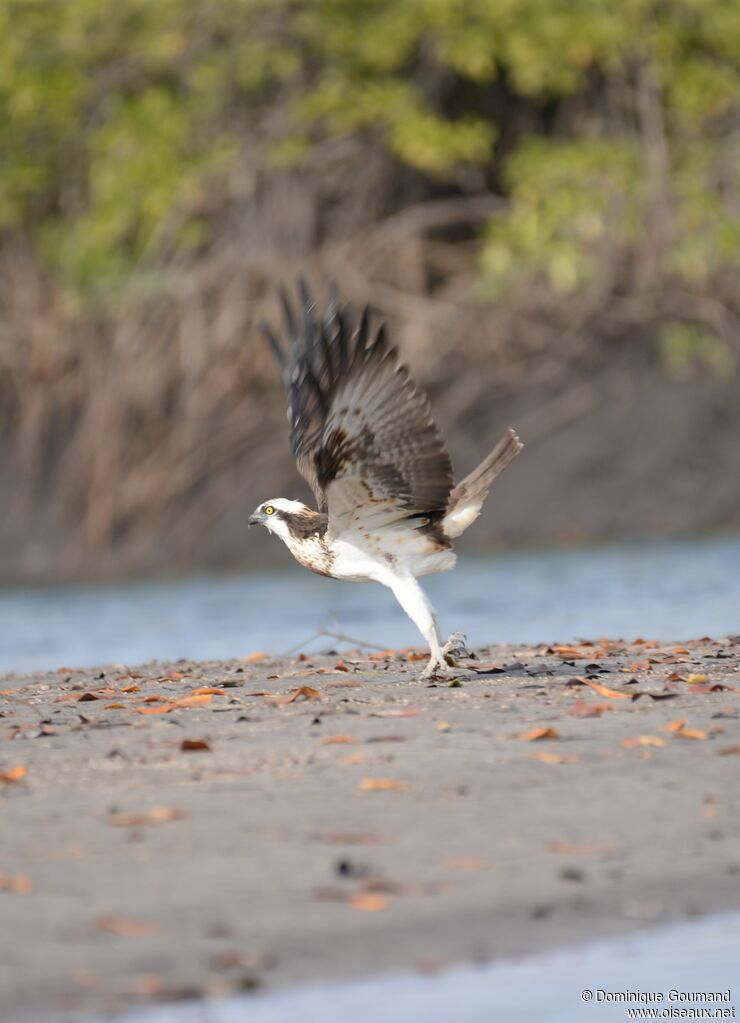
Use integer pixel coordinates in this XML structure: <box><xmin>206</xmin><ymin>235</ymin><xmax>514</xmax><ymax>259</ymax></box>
<box><xmin>264</xmin><ymin>505</ymin><xmax>275</xmax><ymax>515</ymax></box>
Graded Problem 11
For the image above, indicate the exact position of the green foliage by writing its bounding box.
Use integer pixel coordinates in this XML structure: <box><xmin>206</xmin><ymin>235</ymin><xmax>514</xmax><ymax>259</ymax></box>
<box><xmin>0</xmin><ymin>0</ymin><xmax>738</xmax><ymax>313</ymax></box>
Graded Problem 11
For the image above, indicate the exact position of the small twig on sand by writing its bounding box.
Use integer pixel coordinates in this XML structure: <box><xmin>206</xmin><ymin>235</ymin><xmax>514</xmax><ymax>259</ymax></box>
<box><xmin>281</xmin><ymin>627</ymin><xmax>388</xmax><ymax>657</ymax></box>
<box><xmin>317</xmin><ymin>628</ymin><xmax>388</xmax><ymax>651</ymax></box>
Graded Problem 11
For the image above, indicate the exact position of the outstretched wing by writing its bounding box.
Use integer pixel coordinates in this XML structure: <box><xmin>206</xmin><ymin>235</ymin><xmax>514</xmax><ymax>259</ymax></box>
<box><xmin>262</xmin><ymin>281</ymin><xmax>454</xmax><ymax>537</ymax></box>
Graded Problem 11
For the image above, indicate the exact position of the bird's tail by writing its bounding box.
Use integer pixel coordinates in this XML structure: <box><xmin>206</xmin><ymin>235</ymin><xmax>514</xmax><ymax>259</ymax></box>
<box><xmin>442</xmin><ymin>429</ymin><xmax>523</xmax><ymax>538</ymax></box>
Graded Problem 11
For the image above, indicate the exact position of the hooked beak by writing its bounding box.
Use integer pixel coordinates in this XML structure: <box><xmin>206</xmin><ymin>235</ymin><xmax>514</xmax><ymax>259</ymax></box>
<box><xmin>248</xmin><ymin>511</ymin><xmax>263</xmax><ymax>528</ymax></box>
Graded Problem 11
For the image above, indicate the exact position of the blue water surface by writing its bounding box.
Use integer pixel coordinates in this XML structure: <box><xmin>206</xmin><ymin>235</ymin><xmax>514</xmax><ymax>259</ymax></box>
<box><xmin>1</xmin><ymin>536</ymin><xmax>739</xmax><ymax>674</ymax></box>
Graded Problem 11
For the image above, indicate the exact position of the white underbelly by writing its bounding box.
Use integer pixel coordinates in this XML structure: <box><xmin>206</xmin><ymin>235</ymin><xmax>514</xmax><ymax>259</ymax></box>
<box><xmin>330</xmin><ymin>536</ymin><xmax>457</xmax><ymax>583</ymax></box>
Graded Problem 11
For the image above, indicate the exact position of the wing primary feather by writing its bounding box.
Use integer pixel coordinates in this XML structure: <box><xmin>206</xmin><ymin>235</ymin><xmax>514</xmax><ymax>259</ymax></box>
<box><xmin>297</xmin><ymin>277</ymin><xmax>317</xmax><ymax>355</ymax></box>
<box><xmin>324</xmin><ymin>281</ymin><xmax>338</xmax><ymax>327</ymax></box>
<box><xmin>279</xmin><ymin>286</ymin><xmax>298</xmax><ymax>345</ymax></box>
<box><xmin>260</xmin><ymin>323</ymin><xmax>287</xmax><ymax>377</ymax></box>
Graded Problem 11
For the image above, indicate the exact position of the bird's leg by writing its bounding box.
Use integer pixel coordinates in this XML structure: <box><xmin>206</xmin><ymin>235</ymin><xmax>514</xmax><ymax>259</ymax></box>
<box><xmin>387</xmin><ymin>575</ymin><xmax>461</xmax><ymax>679</ymax></box>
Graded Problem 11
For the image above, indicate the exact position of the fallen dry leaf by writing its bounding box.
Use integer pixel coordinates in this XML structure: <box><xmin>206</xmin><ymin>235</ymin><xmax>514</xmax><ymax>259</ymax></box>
<box><xmin>621</xmin><ymin>735</ymin><xmax>667</xmax><ymax>748</ymax></box>
<box><xmin>97</xmin><ymin>915</ymin><xmax>156</xmax><ymax>937</ymax></box>
<box><xmin>664</xmin><ymin>719</ymin><xmax>687</xmax><ymax>732</ymax></box>
<box><xmin>666</xmin><ymin>672</ymin><xmax>686</xmax><ymax>683</ymax></box>
<box><xmin>109</xmin><ymin>807</ymin><xmax>184</xmax><ymax>827</ymax></box>
<box><xmin>549</xmin><ymin>840</ymin><xmax>613</xmax><ymax>857</ymax></box>
<box><xmin>568</xmin><ymin>699</ymin><xmax>612</xmax><ymax>718</ymax></box>
<box><xmin>674</xmin><ymin>727</ymin><xmax>708</xmax><ymax>740</ymax></box>
<box><xmin>719</xmin><ymin>745</ymin><xmax>740</xmax><ymax>756</ymax></box>
<box><xmin>283</xmin><ymin>686</ymin><xmax>322</xmax><ymax>703</ymax></box>
<box><xmin>180</xmin><ymin>739</ymin><xmax>211</xmax><ymax>752</ymax></box>
<box><xmin>686</xmin><ymin>674</ymin><xmax>709</xmax><ymax>684</ymax></box>
<box><xmin>135</xmin><ymin>693</ymin><xmax>213</xmax><ymax>715</ymax></box>
<box><xmin>194</xmin><ymin>687</ymin><xmax>227</xmax><ymax>696</ymax></box>
<box><xmin>120</xmin><ymin>684</ymin><xmax>141</xmax><ymax>693</ymax></box>
<box><xmin>437</xmin><ymin>721</ymin><xmax>452</xmax><ymax>732</ymax></box>
<box><xmin>0</xmin><ymin>765</ymin><xmax>27</xmax><ymax>783</ymax></box>
<box><xmin>359</xmin><ymin>778</ymin><xmax>407</xmax><ymax>792</ymax></box>
<box><xmin>580</xmin><ymin>679</ymin><xmax>631</xmax><ymax>700</ymax></box>
<box><xmin>341</xmin><ymin>752</ymin><xmax>364</xmax><ymax>765</ymax></box>
<box><xmin>240</xmin><ymin>652</ymin><xmax>270</xmax><ymax>662</ymax></box>
<box><xmin>105</xmin><ymin>703</ymin><xmax>126</xmax><ymax>710</ymax></box>
<box><xmin>531</xmin><ymin>751</ymin><xmax>579</xmax><ymax>764</ymax></box>
<box><xmin>173</xmin><ymin>693</ymin><xmax>213</xmax><ymax>709</ymax></box>
<box><xmin>516</xmin><ymin>727</ymin><xmax>560</xmax><ymax>741</ymax></box>
<box><xmin>348</xmin><ymin>892</ymin><xmax>389</xmax><ymax>911</ymax></box>
<box><xmin>0</xmin><ymin>873</ymin><xmax>32</xmax><ymax>893</ymax></box>
<box><xmin>552</xmin><ymin>645</ymin><xmax>590</xmax><ymax>659</ymax></box>
<box><xmin>320</xmin><ymin>735</ymin><xmax>356</xmax><ymax>745</ymax></box>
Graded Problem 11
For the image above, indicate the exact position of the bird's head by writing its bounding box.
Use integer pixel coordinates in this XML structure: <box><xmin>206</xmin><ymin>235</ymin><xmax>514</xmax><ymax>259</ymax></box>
<box><xmin>248</xmin><ymin>498</ymin><xmax>311</xmax><ymax>540</ymax></box>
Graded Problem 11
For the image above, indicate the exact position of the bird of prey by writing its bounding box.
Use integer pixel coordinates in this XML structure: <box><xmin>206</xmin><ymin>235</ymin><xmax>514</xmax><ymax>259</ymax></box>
<box><xmin>251</xmin><ymin>282</ymin><xmax>523</xmax><ymax>678</ymax></box>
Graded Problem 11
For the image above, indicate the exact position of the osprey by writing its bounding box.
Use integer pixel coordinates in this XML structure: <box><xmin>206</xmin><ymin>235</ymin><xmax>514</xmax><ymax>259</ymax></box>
<box><xmin>251</xmin><ymin>282</ymin><xmax>523</xmax><ymax>678</ymax></box>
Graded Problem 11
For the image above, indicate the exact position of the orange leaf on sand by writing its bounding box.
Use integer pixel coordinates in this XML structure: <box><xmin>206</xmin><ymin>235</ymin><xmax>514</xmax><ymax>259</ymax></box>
<box><xmin>516</xmin><ymin>727</ymin><xmax>560</xmax><ymax>741</ymax></box>
<box><xmin>135</xmin><ymin>693</ymin><xmax>212</xmax><ymax>714</ymax></box>
<box><xmin>674</xmin><ymin>727</ymin><xmax>708</xmax><ymax>740</ymax></box>
<box><xmin>180</xmin><ymin>739</ymin><xmax>210</xmax><ymax>752</ymax></box>
<box><xmin>549</xmin><ymin>840</ymin><xmax>613</xmax><ymax>857</ymax></box>
<box><xmin>552</xmin><ymin>644</ymin><xmax>590</xmax><ymax>659</ymax></box>
<box><xmin>531</xmin><ymin>751</ymin><xmax>579</xmax><ymax>764</ymax></box>
<box><xmin>0</xmin><ymin>873</ymin><xmax>32</xmax><ymax>893</ymax></box>
<box><xmin>581</xmin><ymin>679</ymin><xmax>631</xmax><ymax>700</ymax></box>
<box><xmin>686</xmin><ymin>674</ymin><xmax>709</xmax><ymax>685</ymax></box>
<box><xmin>320</xmin><ymin>735</ymin><xmax>356</xmax><ymax>745</ymax></box>
<box><xmin>173</xmin><ymin>694</ymin><xmax>212</xmax><ymax>709</ymax></box>
<box><xmin>664</xmin><ymin>720</ymin><xmax>687</xmax><ymax>732</ymax></box>
<box><xmin>97</xmin><ymin>915</ymin><xmax>156</xmax><ymax>938</ymax></box>
<box><xmin>664</xmin><ymin>720</ymin><xmax>708</xmax><ymax>739</ymax></box>
<box><xmin>105</xmin><ymin>703</ymin><xmax>126</xmax><ymax>710</ymax></box>
<box><xmin>0</xmin><ymin>765</ymin><xmax>27</xmax><ymax>783</ymax></box>
<box><xmin>666</xmin><ymin>673</ymin><xmax>686</xmax><ymax>683</ymax></box>
<box><xmin>240</xmin><ymin>652</ymin><xmax>269</xmax><ymax>663</ymax></box>
<box><xmin>569</xmin><ymin>699</ymin><xmax>612</xmax><ymax>718</ymax></box>
<box><xmin>109</xmin><ymin>807</ymin><xmax>184</xmax><ymax>827</ymax></box>
<box><xmin>348</xmin><ymin>893</ymin><xmax>389</xmax><ymax>912</ymax></box>
<box><xmin>284</xmin><ymin>686</ymin><xmax>322</xmax><ymax>703</ymax></box>
<box><xmin>194</xmin><ymin>687</ymin><xmax>227</xmax><ymax>697</ymax></box>
<box><xmin>359</xmin><ymin>778</ymin><xmax>407</xmax><ymax>792</ymax></box>
<box><xmin>121</xmin><ymin>685</ymin><xmax>141</xmax><ymax>693</ymax></box>
<box><xmin>621</xmin><ymin>735</ymin><xmax>667</xmax><ymax>748</ymax></box>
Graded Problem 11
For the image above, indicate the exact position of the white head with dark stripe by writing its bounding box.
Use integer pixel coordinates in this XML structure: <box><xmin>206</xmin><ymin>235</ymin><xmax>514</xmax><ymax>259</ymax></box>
<box><xmin>248</xmin><ymin>498</ymin><xmax>310</xmax><ymax>540</ymax></box>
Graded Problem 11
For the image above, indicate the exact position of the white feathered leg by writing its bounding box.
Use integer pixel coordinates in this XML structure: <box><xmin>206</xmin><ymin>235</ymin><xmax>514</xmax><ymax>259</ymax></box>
<box><xmin>387</xmin><ymin>575</ymin><xmax>464</xmax><ymax>678</ymax></box>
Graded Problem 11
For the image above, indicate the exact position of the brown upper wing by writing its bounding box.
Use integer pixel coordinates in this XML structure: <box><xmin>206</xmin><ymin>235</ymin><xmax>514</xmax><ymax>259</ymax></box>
<box><xmin>262</xmin><ymin>281</ymin><xmax>453</xmax><ymax>534</ymax></box>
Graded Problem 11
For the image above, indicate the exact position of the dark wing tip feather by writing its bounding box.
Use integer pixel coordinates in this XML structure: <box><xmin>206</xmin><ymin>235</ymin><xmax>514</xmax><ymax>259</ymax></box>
<box><xmin>260</xmin><ymin>322</ymin><xmax>287</xmax><ymax>373</ymax></box>
<box><xmin>278</xmin><ymin>286</ymin><xmax>299</xmax><ymax>344</ymax></box>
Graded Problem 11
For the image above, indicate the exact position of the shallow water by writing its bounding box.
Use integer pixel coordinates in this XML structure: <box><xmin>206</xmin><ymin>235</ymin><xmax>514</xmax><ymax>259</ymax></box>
<box><xmin>1</xmin><ymin>536</ymin><xmax>739</xmax><ymax>674</ymax></box>
<box><xmin>104</xmin><ymin>912</ymin><xmax>740</xmax><ymax>1023</ymax></box>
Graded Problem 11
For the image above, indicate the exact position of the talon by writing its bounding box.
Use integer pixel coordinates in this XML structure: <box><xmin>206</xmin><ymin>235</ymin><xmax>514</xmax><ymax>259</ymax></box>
<box><xmin>441</xmin><ymin>631</ymin><xmax>469</xmax><ymax>665</ymax></box>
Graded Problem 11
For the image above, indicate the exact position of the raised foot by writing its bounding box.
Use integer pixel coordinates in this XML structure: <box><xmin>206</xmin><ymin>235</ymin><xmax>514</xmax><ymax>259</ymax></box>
<box><xmin>441</xmin><ymin>631</ymin><xmax>469</xmax><ymax>665</ymax></box>
<box><xmin>421</xmin><ymin>633</ymin><xmax>470</xmax><ymax>680</ymax></box>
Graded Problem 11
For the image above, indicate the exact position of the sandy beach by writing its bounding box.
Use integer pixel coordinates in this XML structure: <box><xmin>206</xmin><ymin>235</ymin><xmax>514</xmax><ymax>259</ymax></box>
<box><xmin>1</xmin><ymin>636</ymin><xmax>739</xmax><ymax>1021</ymax></box>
